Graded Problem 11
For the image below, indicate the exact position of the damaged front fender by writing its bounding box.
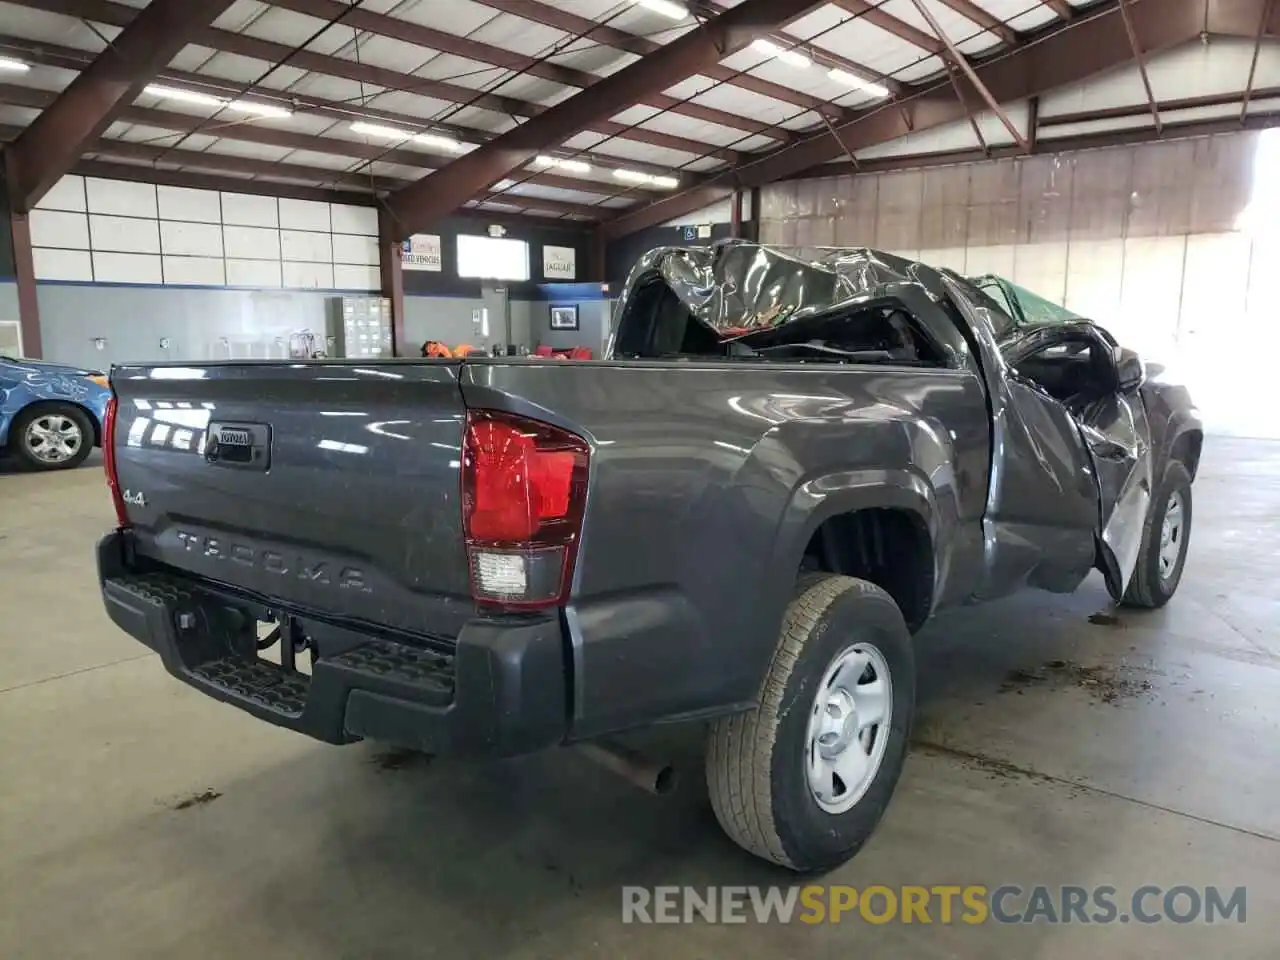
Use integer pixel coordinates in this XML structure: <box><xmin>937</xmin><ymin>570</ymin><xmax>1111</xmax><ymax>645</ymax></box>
<box><xmin>1081</xmin><ymin>394</ymin><xmax>1153</xmax><ymax>601</ymax></box>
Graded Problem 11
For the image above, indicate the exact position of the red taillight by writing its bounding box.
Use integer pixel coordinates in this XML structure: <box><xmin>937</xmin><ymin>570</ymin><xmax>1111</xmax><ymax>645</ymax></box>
<box><xmin>102</xmin><ymin>394</ymin><xmax>129</xmax><ymax>527</ymax></box>
<box><xmin>462</xmin><ymin>409</ymin><xmax>589</xmax><ymax>609</ymax></box>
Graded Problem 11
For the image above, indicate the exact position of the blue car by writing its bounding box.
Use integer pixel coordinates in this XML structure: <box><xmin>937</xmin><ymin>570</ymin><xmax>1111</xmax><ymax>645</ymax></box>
<box><xmin>0</xmin><ymin>354</ymin><xmax>111</xmax><ymax>470</ymax></box>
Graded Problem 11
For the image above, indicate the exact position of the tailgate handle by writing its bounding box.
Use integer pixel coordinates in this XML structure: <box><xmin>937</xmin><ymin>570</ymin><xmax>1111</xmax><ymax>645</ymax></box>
<box><xmin>206</xmin><ymin>422</ymin><xmax>271</xmax><ymax>471</ymax></box>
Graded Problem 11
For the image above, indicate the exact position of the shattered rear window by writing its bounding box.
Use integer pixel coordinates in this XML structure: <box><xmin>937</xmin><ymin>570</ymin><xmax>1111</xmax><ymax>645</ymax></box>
<box><xmin>611</xmin><ymin>242</ymin><xmax>952</xmax><ymax>366</ymax></box>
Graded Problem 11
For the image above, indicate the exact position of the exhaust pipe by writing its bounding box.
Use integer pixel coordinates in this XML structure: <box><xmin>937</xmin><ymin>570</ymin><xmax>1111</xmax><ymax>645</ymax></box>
<box><xmin>578</xmin><ymin>740</ymin><xmax>677</xmax><ymax>795</ymax></box>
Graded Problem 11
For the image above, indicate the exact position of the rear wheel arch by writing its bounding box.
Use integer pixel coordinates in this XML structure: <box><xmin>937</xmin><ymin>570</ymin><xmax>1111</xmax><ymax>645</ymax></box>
<box><xmin>766</xmin><ymin>472</ymin><xmax>939</xmax><ymax>633</ymax></box>
<box><xmin>800</xmin><ymin>506</ymin><xmax>935</xmax><ymax>631</ymax></box>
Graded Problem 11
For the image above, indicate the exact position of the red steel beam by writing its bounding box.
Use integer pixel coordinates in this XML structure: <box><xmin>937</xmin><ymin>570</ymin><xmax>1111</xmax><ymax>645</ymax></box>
<box><xmin>943</xmin><ymin>61</ymin><xmax>992</xmax><ymax>155</ymax></box>
<box><xmin>698</xmin><ymin>0</ymin><xmax>903</xmax><ymax>100</ymax></box>
<box><xmin>382</xmin><ymin>0</ymin><xmax>831</xmax><ymax>241</ymax></box>
<box><xmin>64</xmin><ymin>156</ymin><xmax>603</xmax><ymax>220</ymax></box>
<box><xmin>474</xmin><ymin>0</ymin><xmax>851</xmax><ymax>118</ymax></box>
<box><xmin>3</xmin><ymin>0</ymin><xmax>236</xmax><ymax>211</ymax></box>
<box><xmin>601</xmin><ymin>0</ymin><xmax>1222</xmax><ymax>239</ymax></box>
<box><xmin>1241</xmin><ymin>0</ymin><xmax>1275</xmax><ymax>120</ymax></box>
<box><xmin>818</xmin><ymin>108</ymin><xmax>1280</xmax><ymax>174</ymax></box>
<box><xmin>0</xmin><ymin>82</ymin><xmax>626</xmax><ymax>205</ymax></box>
<box><xmin>1041</xmin><ymin>85</ymin><xmax>1280</xmax><ymax>125</ymax></box>
<box><xmin>261</xmin><ymin>0</ymin><xmax>804</xmax><ymax>141</ymax></box>
<box><xmin>1041</xmin><ymin>0</ymin><xmax>1075</xmax><ymax>19</ymax></box>
<box><xmin>377</xmin><ymin>208</ymin><xmax>406</xmax><ymax>356</ymax></box>
<box><xmin>831</xmin><ymin>0</ymin><xmax>945</xmax><ymax>52</ymax></box>
<box><xmin>933</xmin><ymin>0</ymin><xmax>1021</xmax><ymax>45</ymax></box>
<box><xmin>9</xmin><ymin>213</ymin><xmax>41</xmax><ymax>358</ymax></box>
<box><xmin>911</xmin><ymin>0</ymin><xmax>1029</xmax><ymax>149</ymax></box>
<box><xmin>71</xmin><ymin>159</ymin><xmax>374</xmax><ymax>205</ymax></box>
<box><xmin>6</xmin><ymin>0</ymin><xmax>762</xmax><ymax>160</ymax></box>
<box><xmin>0</xmin><ymin>32</ymin><xmax>740</xmax><ymax>169</ymax></box>
<box><xmin>1117</xmin><ymin>0</ymin><xmax>1162</xmax><ymax>133</ymax></box>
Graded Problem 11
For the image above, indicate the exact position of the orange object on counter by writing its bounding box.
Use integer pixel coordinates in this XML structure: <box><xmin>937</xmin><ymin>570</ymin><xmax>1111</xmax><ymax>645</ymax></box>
<box><xmin>422</xmin><ymin>340</ymin><xmax>454</xmax><ymax>358</ymax></box>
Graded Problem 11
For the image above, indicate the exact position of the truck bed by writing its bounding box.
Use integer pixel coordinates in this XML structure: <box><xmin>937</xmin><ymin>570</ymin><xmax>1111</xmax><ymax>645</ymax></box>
<box><xmin>107</xmin><ymin>354</ymin><xmax>991</xmax><ymax>741</ymax></box>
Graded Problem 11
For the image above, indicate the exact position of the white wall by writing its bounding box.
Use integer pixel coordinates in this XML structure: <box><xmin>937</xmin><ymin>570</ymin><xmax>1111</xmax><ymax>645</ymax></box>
<box><xmin>905</xmin><ymin>234</ymin><xmax>1249</xmax><ymax>349</ymax></box>
<box><xmin>29</xmin><ymin>176</ymin><xmax>381</xmax><ymax>291</ymax></box>
<box><xmin>661</xmin><ymin>194</ymin><xmax>753</xmax><ymax>227</ymax></box>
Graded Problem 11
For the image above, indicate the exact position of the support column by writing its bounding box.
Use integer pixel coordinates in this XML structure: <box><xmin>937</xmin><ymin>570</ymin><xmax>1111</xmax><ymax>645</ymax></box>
<box><xmin>11</xmin><ymin>212</ymin><xmax>41</xmax><ymax>359</ymax></box>
<box><xmin>590</xmin><ymin>227</ymin><xmax>606</xmax><ymax>282</ymax></box>
<box><xmin>378</xmin><ymin>209</ymin><xmax>405</xmax><ymax>357</ymax></box>
<box><xmin>746</xmin><ymin>187</ymin><xmax>762</xmax><ymax>243</ymax></box>
<box><xmin>730</xmin><ymin>189</ymin><xmax>743</xmax><ymax>239</ymax></box>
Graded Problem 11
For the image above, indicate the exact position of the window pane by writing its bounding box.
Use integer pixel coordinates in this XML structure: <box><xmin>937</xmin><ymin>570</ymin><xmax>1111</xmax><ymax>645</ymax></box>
<box><xmin>457</xmin><ymin>234</ymin><xmax>529</xmax><ymax>281</ymax></box>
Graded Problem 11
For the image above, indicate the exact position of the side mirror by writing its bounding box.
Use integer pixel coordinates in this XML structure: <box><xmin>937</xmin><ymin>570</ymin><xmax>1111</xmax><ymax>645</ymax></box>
<box><xmin>1115</xmin><ymin>347</ymin><xmax>1146</xmax><ymax>393</ymax></box>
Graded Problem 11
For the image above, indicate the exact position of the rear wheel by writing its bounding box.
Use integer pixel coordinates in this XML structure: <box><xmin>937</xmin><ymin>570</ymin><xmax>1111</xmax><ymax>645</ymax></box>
<box><xmin>706</xmin><ymin>574</ymin><xmax>915</xmax><ymax>872</ymax></box>
<box><xmin>10</xmin><ymin>403</ymin><xmax>93</xmax><ymax>470</ymax></box>
<box><xmin>1123</xmin><ymin>459</ymin><xmax>1193</xmax><ymax>609</ymax></box>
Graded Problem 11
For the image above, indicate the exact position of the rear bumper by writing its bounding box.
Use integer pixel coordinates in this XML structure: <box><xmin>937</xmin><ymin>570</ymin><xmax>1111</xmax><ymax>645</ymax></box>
<box><xmin>97</xmin><ymin>532</ymin><xmax>567</xmax><ymax>757</ymax></box>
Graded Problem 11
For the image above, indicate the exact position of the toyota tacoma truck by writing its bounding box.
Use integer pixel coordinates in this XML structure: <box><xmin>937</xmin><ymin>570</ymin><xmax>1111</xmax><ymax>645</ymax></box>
<box><xmin>97</xmin><ymin>243</ymin><xmax>1201</xmax><ymax>872</ymax></box>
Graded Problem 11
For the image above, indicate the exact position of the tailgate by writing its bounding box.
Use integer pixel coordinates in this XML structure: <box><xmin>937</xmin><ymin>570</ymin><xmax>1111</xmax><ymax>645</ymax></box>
<box><xmin>110</xmin><ymin>361</ymin><xmax>473</xmax><ymax>637</ymax></box>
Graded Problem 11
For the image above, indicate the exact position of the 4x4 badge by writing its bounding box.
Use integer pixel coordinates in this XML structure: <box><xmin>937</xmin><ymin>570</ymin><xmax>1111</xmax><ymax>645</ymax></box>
<box><xmin>123</xmin><ymin>489</ymin><xmax>146</xmax><ymax>507</ymax></box>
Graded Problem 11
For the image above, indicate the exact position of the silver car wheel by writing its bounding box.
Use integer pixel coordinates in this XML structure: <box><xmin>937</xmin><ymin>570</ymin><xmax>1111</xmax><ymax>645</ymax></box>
<box><xmin>1158</xmin><ymin>490</ymin><xmax>1185</xmax><ymax>581</ymax></box>
<box><xmin>24</xmin><ymin>413</ymin><xmax>83</xmax><ymax>464</ymax></box>
<box><xmin>805</xmin><ymin>642</ymin><xmax>892</xmax><ymax>814</ymax></box>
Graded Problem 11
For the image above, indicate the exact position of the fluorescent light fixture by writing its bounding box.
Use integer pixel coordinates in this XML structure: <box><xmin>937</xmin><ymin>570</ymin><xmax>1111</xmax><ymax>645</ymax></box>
<box><xmin>351</xmin><ymin>121</ymin><xmax>407</xmax><ymax>140</ymax></box>
<box><xmin>227</xmin><ymin>99</ymin><xmax>292</xmax><ymax>118</ymax></box>
<box><xmin>144</xmin><ymin>84</ymin><xmax>291</xmax><ymax>118</ymax></box>
<box><xmin>614</xmin><ymin>169</ymin><xmax>679</xmax><ymax>189</ymax></box>
<box><xmin>415</xmin><ymin>132</ymin><xmax>461</xmax><ymax>151</ymax></box>
<box><xmin>635</xmin><ymin>0</ymin><xmax>688</xmax><ymax>19</ymax></box>
<box><xmin>751</xmin><ymin>37</ymin><xmax>810</xmax><ymax>69</ymax></box>
<box><xmin>535</xmin><ymin>154</ymin><xmax>591</xmax><ymax>174</ymax></box>
<box><xmin>0</xmin><ymin>57</ymin><xmax>29</xmax><ymax>73</ymax></box>
<box><xmin>350</xmin><ymin>121</ymin><xmax>461</xmax><ymax>152</ymax></box>
<box><xmin>827</xmin><ymin>67</ymin><xmax>889</xmax><ymax>98</ymax></box>
<box><xmin>144</xmin><ymin>84</ymin><xmax>224</xmax><ymax>107</ymax></box>
<box><xmin>613</xmin><ymin>168</ymin><xmax>651</xmax><ymax>184</ymax></box>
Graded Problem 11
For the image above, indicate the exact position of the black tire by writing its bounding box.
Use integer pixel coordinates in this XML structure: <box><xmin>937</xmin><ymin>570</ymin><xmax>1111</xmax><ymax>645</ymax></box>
<box><xmin>706</xmin><ymin>574</ymin><xmax>915</xmax><ymax>872</ymax></box>
<box><xmin>9</xmin><ymin>402</ymin><xmax>94</xmax><ymax>471</ymax></box>
<box><xmin>1122</xmin><ymin>459</ymin><xmax>1193</xmax><ymax>609</ymax></box>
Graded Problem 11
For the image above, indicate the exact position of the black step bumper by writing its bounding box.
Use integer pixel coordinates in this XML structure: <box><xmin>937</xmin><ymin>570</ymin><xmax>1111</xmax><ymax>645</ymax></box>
<box><xmin>97</xmin><ymin>532</ymin><xmax>568</xmax><ymax>757</ymax></box>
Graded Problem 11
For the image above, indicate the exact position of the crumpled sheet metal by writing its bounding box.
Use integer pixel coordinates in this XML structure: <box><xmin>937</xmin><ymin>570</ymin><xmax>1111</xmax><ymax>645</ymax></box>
<box><xmin>623</xmin><ymin>241</ymin><xmax>939</xmax><ymax>334</ymax></box>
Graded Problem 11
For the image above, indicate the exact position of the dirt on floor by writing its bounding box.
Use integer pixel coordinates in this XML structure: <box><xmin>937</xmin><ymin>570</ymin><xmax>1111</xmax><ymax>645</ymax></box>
<box><xmin>999</xmin><ymin>658</ymin><xmax>1157</xmax><ymax>705</ymax></box>
<box><xmin>369</xmin><ymin>748</ymin><xmax>432</xmax><ymax>772</ymax></box>
<box><xmin>171</xmin><ymin>788</ymin><xmax>223</xmax><ymax>811</ymax></box>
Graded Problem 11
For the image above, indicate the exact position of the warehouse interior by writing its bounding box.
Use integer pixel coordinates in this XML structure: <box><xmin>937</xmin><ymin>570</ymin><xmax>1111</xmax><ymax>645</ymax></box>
<box><xmin>2</xmin><ymin>0</ymin><xmax>1278</xmax><ymax>955</ymax></box>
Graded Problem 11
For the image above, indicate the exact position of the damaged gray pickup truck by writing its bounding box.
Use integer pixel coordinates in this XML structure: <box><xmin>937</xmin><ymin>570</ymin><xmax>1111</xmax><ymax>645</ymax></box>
<box><xmin>97</xmin><ymin>242</ymin><xmax>1200</xmax><ymax>872</ymax></box>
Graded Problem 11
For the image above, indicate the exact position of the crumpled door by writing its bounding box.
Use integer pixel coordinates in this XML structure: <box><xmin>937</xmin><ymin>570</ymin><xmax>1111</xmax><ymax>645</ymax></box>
<box><xmin>1077</xmin><ymin>394</ymin><xmax>1153</xmax><ymax>601</ymax></box>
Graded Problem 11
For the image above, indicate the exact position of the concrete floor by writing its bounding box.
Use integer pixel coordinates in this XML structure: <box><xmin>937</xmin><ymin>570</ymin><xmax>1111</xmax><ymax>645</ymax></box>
<box><xmin>2</xmin><ymin>439</ymin><xmax>1277</xmax><ymax>958</ymax></box>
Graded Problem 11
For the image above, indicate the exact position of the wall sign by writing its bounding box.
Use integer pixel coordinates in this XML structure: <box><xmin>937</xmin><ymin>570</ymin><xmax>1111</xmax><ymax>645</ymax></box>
<box><xmin>401</xmin><ymin>233</ymin><xmax>442</xmax><ymax>271</ymax></box>
<box><xmin>543</xmin><ymin>244</ymin><xmax>577</xmax><ymax>280</ymax></box>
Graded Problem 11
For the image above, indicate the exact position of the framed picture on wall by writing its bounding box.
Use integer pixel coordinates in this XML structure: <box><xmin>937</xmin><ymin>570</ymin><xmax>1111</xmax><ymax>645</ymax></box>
<box><xmin>550</xmin><ymin>304</ymin><xmax>579</xmax><ymax>331</ymax></box>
